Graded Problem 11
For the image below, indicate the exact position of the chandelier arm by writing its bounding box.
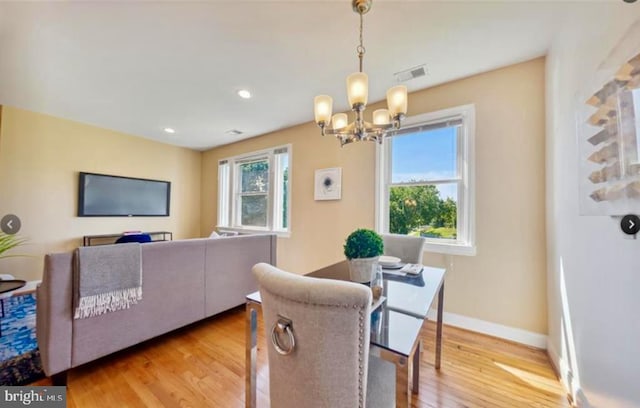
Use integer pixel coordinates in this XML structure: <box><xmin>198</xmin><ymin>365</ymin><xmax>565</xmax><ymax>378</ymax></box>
<box><xmin>323</xmin><ymin>128</ymin><xmax>348</xmax><ymax>136</ymax></box>
<box><xmin>317</xmin><ymin>121</ymin><xmax>327</xmax><ymax>136</ymax></box>
<box><xmin>393</xmin><ymin>113</ymin><xmax>405</xmax><ymax>129</ymax></box>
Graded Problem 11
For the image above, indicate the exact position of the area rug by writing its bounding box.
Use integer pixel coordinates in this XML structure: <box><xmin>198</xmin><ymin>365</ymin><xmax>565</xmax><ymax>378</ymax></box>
<box><xmin>0</xmin><ymin>294</ymin><xmax>44</xmax><ymax>385</ymax></box>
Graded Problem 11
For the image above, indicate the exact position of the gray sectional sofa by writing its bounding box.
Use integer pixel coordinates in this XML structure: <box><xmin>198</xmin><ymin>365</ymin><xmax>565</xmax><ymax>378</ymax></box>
<box><xmin>36</xmin><ymin>234</ymin><xmax>276</xmax><ymax>384</ymax></box>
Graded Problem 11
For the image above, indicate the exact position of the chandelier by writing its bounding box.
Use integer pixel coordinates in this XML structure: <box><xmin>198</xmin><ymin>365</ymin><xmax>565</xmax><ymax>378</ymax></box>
<box><xmin>313</xmin><ymin>0</ymin><xmax>408</xmax><ymax>146</ymax></box>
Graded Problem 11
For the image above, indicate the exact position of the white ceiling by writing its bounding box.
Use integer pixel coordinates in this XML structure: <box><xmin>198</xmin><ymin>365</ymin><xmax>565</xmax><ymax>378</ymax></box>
<box><xmin>0</xmin><ymin>1</ymin><xmax>590</xmax><ymax>150</ymax></box>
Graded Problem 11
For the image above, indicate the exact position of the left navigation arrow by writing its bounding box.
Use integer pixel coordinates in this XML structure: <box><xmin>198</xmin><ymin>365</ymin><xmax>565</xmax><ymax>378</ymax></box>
<box><xmin>0</xmin><ymin>214</ymin><xmax>21</xmax><ymax>235</ymax></box>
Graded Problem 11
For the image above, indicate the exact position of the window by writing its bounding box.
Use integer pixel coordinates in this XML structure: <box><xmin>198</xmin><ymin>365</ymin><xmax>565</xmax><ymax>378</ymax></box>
<box><xmin>218</xmin><ymin>145</ymin><xmax>291</xmax><ymax>235</ymax></box>
<box><xmin>376</xmin><ymin>105</ymin><xmax>475</xmax><ymax>256</ymax></box>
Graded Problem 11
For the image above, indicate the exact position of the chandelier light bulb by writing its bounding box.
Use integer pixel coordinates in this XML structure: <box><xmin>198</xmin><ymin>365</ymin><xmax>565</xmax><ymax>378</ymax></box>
<box><xmin>346</xmin><ymin>72</ymin><xmax>369</xmax><ymax>108</ymax></box>
<box><xmin>373</xmin><ymin>109</ymin><xmax>390</xmax><ymax>125</ymax></box>
<box><xmin>332</xmin><ymin>113</ymin><xmax>349</xmax><ymax>130</ymax></box>
<box><xmin>386</xmin><ymin>85</ymin><xmax>408</xmax><ymax>117</ymax></box>
<box><xmin>314</xmin><ymin>95</ymin><xmax>333</xmax><ymax>125</ymax></box>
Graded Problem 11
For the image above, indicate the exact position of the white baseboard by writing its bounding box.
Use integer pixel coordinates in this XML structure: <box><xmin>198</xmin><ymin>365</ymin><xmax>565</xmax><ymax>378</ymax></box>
<box><xmin>547</xmin><ymin>339</ymin><xmax>578</xmax><ymax>405</ymax></box>
<box><xmin>547</xmin><ymin>340</ymin><xmax>561</xmax><ymax>374</ymax></box>
<box><xmin>426</xmin><ymin>309</ymin><xmax>548</xmax><ymax>349</ymax></box>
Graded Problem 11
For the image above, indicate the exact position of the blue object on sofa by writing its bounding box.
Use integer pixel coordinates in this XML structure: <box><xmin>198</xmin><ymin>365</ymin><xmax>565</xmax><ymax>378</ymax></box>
<box><xmin>115</xmin><ymin>234</ymin><xmax>152</xmax><ymax>244</ymax></box>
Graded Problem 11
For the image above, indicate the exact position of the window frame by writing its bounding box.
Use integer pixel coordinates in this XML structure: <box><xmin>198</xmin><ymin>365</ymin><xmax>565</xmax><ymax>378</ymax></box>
<box><xmin>218</xmin><ymin>144</ymin><xmax>292</xmax><ymax>237</ymax></box>
<box><xmin>375</xmin><ymin>104</ymin><xmax>476</xmax><ymax>256</ymax></box>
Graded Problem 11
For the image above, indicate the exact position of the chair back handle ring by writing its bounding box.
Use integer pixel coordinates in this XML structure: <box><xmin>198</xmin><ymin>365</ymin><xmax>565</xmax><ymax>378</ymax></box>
<box><xmin>271</xmin><ymin>315</ymin><xmax>295</xmax><ymax>355</ymax></box>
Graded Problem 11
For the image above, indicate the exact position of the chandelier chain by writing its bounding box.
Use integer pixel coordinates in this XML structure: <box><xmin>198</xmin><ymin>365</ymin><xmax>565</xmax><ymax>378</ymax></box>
<box><xmin>357</xmin><ymin>11</ymin><xmax>365</xmax><ymax>73</ymax></box>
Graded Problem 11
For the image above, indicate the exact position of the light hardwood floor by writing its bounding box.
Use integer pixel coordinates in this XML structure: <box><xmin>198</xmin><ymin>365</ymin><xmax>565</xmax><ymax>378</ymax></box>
<box><xmin>33</xmin><ymin>307</ymin><xmax>571</xmax><ymax>407</ymax></box>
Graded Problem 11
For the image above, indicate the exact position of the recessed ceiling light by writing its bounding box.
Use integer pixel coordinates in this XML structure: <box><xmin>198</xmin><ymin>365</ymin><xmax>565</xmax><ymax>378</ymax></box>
<box><xmin>164</xmin><ymin>128</ymin><xmax>176</xmax><ymax>134</ymax></box>
<box><xmin>237</xmin><ymin>89</ymin><xmax>252</xmax><ymax>99</ymax></box>
<box><xmin>225</xmin><ymin>129</ymin><xmax>243</xmax><ymax>135</ymax></box>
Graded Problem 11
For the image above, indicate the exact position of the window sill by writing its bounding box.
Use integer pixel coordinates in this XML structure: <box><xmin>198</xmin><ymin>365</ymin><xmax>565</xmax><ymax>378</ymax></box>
<box><xmin>217</xmin><ymin>227</ymin><xmax>290</xmax><ymax>238</ymax></box>
<box><xmin>423</xmin><ymin>241</ymin><xmax>476</xmax><ymax>256</ymax></box>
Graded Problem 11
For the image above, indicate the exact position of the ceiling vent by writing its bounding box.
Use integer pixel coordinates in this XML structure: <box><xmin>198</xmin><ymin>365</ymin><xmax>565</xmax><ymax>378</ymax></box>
<box><xmin>225</xmin><ymin>129</ymin><xmax>243</xmax><ymax>136</ymax></box>
<box><xmin>394</xmin><ymin>64</ymin><xmax>427</xmax><ymax>82</ymax></box>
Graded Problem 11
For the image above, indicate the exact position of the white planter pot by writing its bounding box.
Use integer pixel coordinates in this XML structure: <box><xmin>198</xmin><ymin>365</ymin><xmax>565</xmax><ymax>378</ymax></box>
<box><xmin>348</xmin><ymin>256</ymin><xmax>379</xmax><ymax>283</ymax></box>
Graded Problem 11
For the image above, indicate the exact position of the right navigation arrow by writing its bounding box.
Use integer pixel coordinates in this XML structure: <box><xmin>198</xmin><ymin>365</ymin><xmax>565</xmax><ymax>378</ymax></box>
<box><xmin>621</xmin><ymin>214</ymin><xmax>640</xmax><ymax>235</ymax></box>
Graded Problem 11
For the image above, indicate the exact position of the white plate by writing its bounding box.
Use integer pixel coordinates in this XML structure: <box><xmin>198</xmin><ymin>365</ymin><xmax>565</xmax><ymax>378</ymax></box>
<box><xmin>381</xmin><ymin>263</ymin><xmax>404</xmax><ymax>270</ymax></box>
<box><xmin>379</xmin><ymin>255</ymin><xmax>401</xmax><ymax>267</ymax></box>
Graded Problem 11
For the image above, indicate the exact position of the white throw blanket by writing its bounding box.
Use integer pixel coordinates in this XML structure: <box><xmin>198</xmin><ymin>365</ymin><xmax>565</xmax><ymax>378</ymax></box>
<box><xmin>73</xmin><ymin>243</ymin><xmax>142</xmax><ymax>319</ymax></box>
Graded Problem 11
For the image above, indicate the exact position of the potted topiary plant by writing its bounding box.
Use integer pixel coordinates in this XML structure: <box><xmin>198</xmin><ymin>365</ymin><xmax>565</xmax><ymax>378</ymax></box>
<box><xmin>344</xmin><ymin>228</ymin><xmax>384</xmax><ymax>283</ymax></box>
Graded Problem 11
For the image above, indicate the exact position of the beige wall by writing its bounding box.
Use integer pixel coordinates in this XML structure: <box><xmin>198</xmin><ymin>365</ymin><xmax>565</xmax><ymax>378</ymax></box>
<box><xmin>0</xmin><ymin>106</ymin><xmax>202</xmax><ymax>281</ymax></box>
<box><xmin>418</xmin><ymin>58</ymin><xmax>547</xmax><ymax>334</ymax></box>
<box><xmin>202</xmin><ymin>58</ymin><xmax>547</xmax><ymax>334</ymax></box>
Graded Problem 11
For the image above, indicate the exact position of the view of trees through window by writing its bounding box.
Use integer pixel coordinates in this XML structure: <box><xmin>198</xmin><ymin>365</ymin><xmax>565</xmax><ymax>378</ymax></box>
<box><xmin>239</xmin><ymin>160</ymin><xmax>269</xmax><ymax>227</ymax></box>
<box><xmin>237</xmin><ymin>158</ymin><xmax>289</xmax><ymax>229</ymax></box>
<box><xmin>389</xmin><ymin>185</ymin><xmax>457</xmax><ymax>238</ymax></box>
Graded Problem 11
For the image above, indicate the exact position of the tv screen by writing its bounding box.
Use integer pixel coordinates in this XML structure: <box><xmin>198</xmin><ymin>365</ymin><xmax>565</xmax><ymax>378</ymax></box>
<box><xmin>78</xmin><ymin>172</ymin><xmax>171</xmax><ymax>217</ymax></box>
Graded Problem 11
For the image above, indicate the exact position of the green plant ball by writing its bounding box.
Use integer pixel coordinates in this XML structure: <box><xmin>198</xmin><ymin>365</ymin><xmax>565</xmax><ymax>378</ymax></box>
<box><xmin>343</xmin><ymin>228</ymin><xmax>384</xmax><ymax>259</ymax></box>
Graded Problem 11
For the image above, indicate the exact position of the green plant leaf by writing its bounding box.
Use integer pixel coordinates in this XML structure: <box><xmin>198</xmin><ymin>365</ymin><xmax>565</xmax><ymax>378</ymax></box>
<box><xmin>0</xmin><ymin>233</ymin><xmax>28</xmax><ymax>259</ymax></box>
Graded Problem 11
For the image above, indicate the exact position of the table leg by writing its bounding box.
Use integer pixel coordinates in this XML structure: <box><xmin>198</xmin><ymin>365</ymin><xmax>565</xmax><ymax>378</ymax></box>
<box><xmin>380</xmin><ymin>348</ymin><xmax>410</xmax><ymax>408</ymax></box>
<box><xmin>436</xmin><ymin>283</ymin><xmax>444</xmax><ymax>370</ymax></box>
<box><xmin>412</xmin><ymin>340</ymin><xmax>421</xmax><ymax>394</ymax></box>
<box><xmin>245</xmin><ymin>302</ymin><xmax>259</xmax><ymax>408</ymax></box>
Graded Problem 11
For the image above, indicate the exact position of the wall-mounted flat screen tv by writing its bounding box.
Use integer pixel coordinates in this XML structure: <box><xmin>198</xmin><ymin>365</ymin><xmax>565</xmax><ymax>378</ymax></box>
<box><xmin>78</xmin><ymin>172</ymin><xmax>171</xmax><ymax>217</ymax></box>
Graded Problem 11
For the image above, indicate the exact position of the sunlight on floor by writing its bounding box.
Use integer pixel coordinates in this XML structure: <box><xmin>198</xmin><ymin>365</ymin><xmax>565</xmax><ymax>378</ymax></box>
<box><xmin>494</xmin><ymin>361</ymin><xmax>566</xmax><ymax>397</ymax></box>
<box><xmin>559</xmin><ymin>257</ymin><xmax>581</xmax><ymax>402</ymax></box>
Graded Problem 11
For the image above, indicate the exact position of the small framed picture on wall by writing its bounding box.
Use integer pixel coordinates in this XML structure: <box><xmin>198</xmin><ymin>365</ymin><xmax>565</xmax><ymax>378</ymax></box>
<box><xmin>314</xmin><ymin>167</ymin><xmax>342</xmax><ymax>200</ymax></box>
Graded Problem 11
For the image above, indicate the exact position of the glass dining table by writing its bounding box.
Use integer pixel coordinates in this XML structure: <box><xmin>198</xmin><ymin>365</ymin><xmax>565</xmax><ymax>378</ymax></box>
<box><xmin>245</xmin><ymin>260</ymin><xmax>446</xmax><ymax>408</ymax></box>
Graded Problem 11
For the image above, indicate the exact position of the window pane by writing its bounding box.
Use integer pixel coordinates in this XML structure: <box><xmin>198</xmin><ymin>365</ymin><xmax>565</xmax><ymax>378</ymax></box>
<box><xmin>388</xmin><ymin>183</ymin><xmax>457</xmax><ymax>239</ymax></box>
<box><xmin>391</xmin><ymin>126</ymin><xmax>458</xmax><ymax>183</ymax></box>
<box><xmin>240</xmin><ymin>160</ymin><xmax>269</xmax><ymax>193</ymax></box>
<box><xmin>241</xmin><ymin>195</ymin><xmax>267</xmax><ymax>227</ymax></box>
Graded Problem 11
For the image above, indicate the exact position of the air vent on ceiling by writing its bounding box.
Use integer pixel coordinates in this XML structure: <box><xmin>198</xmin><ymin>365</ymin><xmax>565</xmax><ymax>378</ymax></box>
<box><xmin>225</xmin><ymin>129</ymin><xmax>243</xmax><ymax>136</ymax></box>
<box><xmin>394</xmin><ymin>64</ymin><xmax>428</xmax><ymax>82</ymax></box>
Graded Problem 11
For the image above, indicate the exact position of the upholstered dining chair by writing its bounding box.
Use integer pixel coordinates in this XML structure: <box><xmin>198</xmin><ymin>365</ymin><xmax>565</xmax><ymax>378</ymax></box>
<box><xmin>382</xmin><ymin>234</ymin><xmax>426</xmax><ymax>264</ymax></box>
<box><xmin>252</xmin><ymin>263</ymin><xmax>395</xmax><ymax>408</ymax></box>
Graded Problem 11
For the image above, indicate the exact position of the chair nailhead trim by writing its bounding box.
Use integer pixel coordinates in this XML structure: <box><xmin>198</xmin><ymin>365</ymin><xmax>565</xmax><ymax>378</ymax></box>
<box><xmin>358</xmin><ymin>307</ymin><xmax>366</xmax><ymax>408</ymax></box>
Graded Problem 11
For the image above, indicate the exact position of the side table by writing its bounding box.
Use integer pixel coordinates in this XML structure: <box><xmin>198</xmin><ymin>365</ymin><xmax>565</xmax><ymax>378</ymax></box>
<box><xmin>0</xmin><ymin>279</ymin><xmax>27</xmax><ymax>337</ymax></box>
